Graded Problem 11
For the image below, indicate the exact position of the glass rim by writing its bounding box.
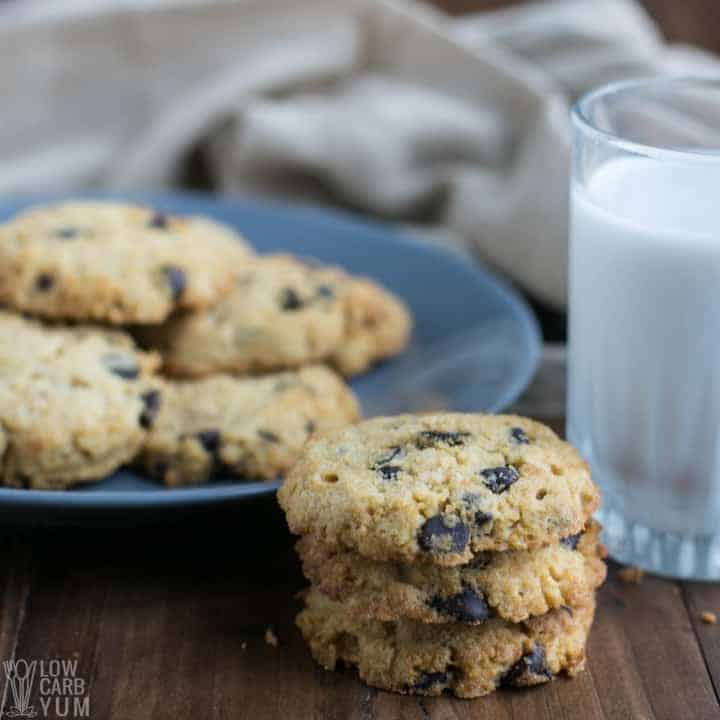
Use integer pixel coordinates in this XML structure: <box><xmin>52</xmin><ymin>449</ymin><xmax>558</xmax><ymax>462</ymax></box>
<box><xmin>572</xmin><ymin>76</ymin><xmax>720</xmax><ymax>163</ymax></box>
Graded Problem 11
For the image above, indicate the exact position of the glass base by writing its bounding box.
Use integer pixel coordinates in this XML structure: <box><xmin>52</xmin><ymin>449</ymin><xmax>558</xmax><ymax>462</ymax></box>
<box><xmin>599</xmin><ymin>501</ymin><xmax>720</xmax><ymax>581</ymax></box>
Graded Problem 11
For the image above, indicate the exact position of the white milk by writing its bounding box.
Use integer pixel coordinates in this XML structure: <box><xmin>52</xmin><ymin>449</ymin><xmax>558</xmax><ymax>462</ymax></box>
<box><xmin>568</xmin><ymin>157</ymin><xmax>720</xmax><ymax>536</ymax></box>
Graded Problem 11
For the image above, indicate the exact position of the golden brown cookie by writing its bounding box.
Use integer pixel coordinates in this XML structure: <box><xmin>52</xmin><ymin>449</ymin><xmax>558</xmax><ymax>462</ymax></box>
<box><xmin>0</xmin><ymin>201</ymin><xmax>253</xmax><ymax>323</ymax></box>
<box><xmin>139</xmin><ymin>366</ymin><xmax>360</xmax><ymax>486</ymax></box>
<box><xmin>297</xmin><ymin>588</ymin><xmax>594</xmax><ymax>698</ymax></box>
<box><xmin>297</xmin><ymin>521</ymin><xmax>606</xmax><ymax>624</ymax></box>
<box><xmin>0</xmin><ymin>311</ymin><xmax>159</xmax><ymax>489</ymax></box>
<box><xmin>278</xmin><ymin>413</ymin><xmax>600</xmax><ymax>565</ymax></box>
<box><xmin>140</xmin><ymin>254</ymin><xmax>412</xmax><ymax>377</ymax></box>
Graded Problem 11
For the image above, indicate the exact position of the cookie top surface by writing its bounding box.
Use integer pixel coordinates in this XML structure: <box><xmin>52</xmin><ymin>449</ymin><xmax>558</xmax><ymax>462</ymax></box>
<box><xmin>0</xmin><ymin>311</ymin><xmax>159</xmax><ymax>489</ymax></box>
<box><xmin>297</xmin><ymin>588</ymin><xmax>594</xmax><ymax>698</ymax></box>
<box><xmin>278</xmin><ymin>413</ymin><xmax>600</xmax><ymax>564</ymax></box>
<box><xmin>142</xmin><ymin>254</ymin><xmax>412</xmax><ymax>377</ymax></box>
<box><xmin>297</xmin><ymin>521</ymin><xmax>606</xmax><ymax>625</ymax></box>
<box><xmin>140</xmin><ymin>365</ymin><xmax>360</xmax><ymax>486</ymax></box>
<box><xmin>0</xmin><ymin>202</ymin><xmax>253</xmax><ymax>324</ymax></box>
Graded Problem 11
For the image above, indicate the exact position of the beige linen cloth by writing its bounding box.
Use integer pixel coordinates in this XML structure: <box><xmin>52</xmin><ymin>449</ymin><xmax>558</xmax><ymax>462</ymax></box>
<box><xmin>1</xmin><ymin>0</ymin><xmax>718</xmax><ymax>308</ymax></box>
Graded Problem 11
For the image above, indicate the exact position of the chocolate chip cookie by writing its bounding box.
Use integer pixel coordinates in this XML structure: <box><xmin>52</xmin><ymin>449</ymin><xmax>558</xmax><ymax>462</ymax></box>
<box><xmin>0</xmin><ymin>202</ymin><xmax>253</xmax><ymax>323</ymax></box>
<box><xmin>139</xmin><ymin>365</ymin><xmax>360</xmax><ymax>486</ymax></box>
<box><xmin>278</xmin><ymin>413</ymin><xmax>600</xmax><ymax>565</ymax></box>
<box><xmin>296</xmin><ymin>588</ymin><xmax>594</xmax><ymax>698</ymax></box>
<box><xmin>297</xmin><ymin>521</ymin><xmax>606</xmax><ymax>625</ymax></box>
<box><xmin>0</xmin><ymin>311</ymin><xmax>160</xmax><ymax>489</ymax></box>
<box><xmin>140</xmin><ymin>254</ymin><xmax>412</xmax><ymax>377</ymax></box>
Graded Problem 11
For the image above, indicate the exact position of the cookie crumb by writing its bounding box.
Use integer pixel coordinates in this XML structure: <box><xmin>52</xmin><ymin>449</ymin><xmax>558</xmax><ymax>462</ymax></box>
<box><xmin>618</xmin><ymin>566</ymin><xmax>644</xmax><ymax>584</ymax></box>
<box><xmin>241</xmin><ymin>641</ymin><xmax>247</xmax><ymax>650</ymax></box>
<box><xmin>701</xmin><ymin>611</ymin><xmax>717</xmax><ymax>625</ymax></box>
<box><xmin>265</xmin><ymin>627</ymin><xmax>279</xmax><ymax>647</ymax></box>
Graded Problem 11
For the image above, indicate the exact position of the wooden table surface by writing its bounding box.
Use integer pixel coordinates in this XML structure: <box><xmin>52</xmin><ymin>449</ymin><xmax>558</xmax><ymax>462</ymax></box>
<box><xmin>1</xmin><ymin>348</ymin><xmax>718</xmax><ymax>720</ymax></box>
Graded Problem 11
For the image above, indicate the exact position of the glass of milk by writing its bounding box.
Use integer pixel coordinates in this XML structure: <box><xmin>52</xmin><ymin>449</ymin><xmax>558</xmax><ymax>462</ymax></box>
<box><xmin>568</xmin><ymin>78</ymin><xmax>720</xmax><ymax>580</ymax></box>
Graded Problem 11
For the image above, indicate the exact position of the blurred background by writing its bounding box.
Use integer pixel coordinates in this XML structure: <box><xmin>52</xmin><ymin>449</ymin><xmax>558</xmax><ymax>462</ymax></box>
<box><xmin>441</xmin><ymin>0</ymin><xmax>719</xmax><ymax>45</ymax></box>
<box><xmin>1</xmin><ymin>0</ymin><xmax>718</xmax><ymax>340</ymax></box>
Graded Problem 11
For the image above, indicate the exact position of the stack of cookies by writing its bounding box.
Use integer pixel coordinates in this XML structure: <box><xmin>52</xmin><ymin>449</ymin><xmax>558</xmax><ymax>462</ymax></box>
<box><xmin>278</xmin><ymin>413</ymin><xmax>606</xmax><ymax>698</ymax></box>
<box><xmin>0</xmin><ymin>201</ymin><xmax>411</xmax><ymax>490</ymax></box>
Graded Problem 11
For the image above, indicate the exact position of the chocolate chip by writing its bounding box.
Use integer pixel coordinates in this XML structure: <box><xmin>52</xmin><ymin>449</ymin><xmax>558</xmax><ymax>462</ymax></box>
<box><xmin>163</xmin><ymin>266</ymin><xmax>186</xmax><ymax>301</ymax></box>
<box><xmin>103</xmin><ymin>353</ymin><xmax>139</xmax><ymax>380</ymax></box>
<box><xmin>54</xmin><ymin>227</ymin><xmax>78</xmax><ymax>239</ymax></box>
<box><xmin>305</xmin><ymin>420</ymin><xmax>316</xmax><ymax>435</ymax></box>
<box><xmin>280</xmin><ymin>288</ymin><xmax>303</xmax><ymax>311</ymax></box>
<box><xmin>419</xmin><ymin>515</ymin><xmax>469</xmax><ymax>555</ymax></box>
<box><xmin>416</xmin><ymin>431</ymin><xmax>471</xmax><ymax>449</ymax></box>
<box><xmin>374</xmin><ymin>447</ymin><xmax>403</xmax><ymax>466</ymax></box>
<box><xmin>372</xmin><ymin>447</ymin><xmax>405</xmax><ymax>481</ymax></box>
<box><xmin>510</xmin><ymin>427</ymin><xmax>529</xmax><ymax>444</ymax></box>
<box><xmin>412</xmin><ymin>671</ymin><xmax>449</xmax><ymax>692</ymax></box>
<box><xmin>377</xmin><ymin>465</ymin><xmax>401</xmax><ymax>481</ymax></box>
<box><xmin>215</xmin><ymin>459</ymin><xmax>243</xmax><ymax>479</ymax></box>
<box><xmin>316</xmin><ymin>285</ymin><xmax>334</xmax><ymax>299</ymax></box>
<box><xmin>148</xmin><ymin>212</ymin><xmax>169</xmax><ymax>229</ymax></box>
<box><xmin>35</xmin><ymin>273</ymin><xmax>54</xmax><ymax>292</ymax></box>
<box><xmin>561</xmin><ymin>532</ymin><xmax>582</xmax><ymax>550</ymax></box>
<box><xmin>481</xmin><ymin>466</ymin><xmax>519</xmax><ymax>494</ymax></box>
<box><xmin>429</xmin><ymin>587</ymin><xmax>491</xmax><ymax>623</ymax></box>
<box><xmin>501</xmin><ymin>644</ymin><xmax>552</xmax><ymax>687</ymax></box>
<box><xmin>373</xmin><ymin>447</ymin><xmax>403</xmax><ymax>479</ymax></box>
<box><xmin>197</xmin><ymin>429</ymin><xmax>221</xmax><ymax>454</ymax></box>
<box><xmin>139</xmin><ymin>390</ymin><xmax>161</xmax><ymax>429</ymax></box>
<box><xmin>475</xmin><ymin>510</ymin><xmax>493</xmax><ymax>526</ymax></box>
<box><xmin>258</xmin><ymin>430</ymin><xmax>279</xmax><ymax>443</ymax></box>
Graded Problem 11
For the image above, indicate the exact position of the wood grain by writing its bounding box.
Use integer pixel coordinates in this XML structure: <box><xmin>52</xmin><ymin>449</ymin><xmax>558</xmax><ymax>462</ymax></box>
<box><xmin>594</xmin><ymin>568</ymin><xmax>719</xmax><ymax>720</ymax></box>
<box><xmin>1</xmin><ymin>518</ymin><xmax>719</xmax><ymax>719</ymax></box>
<box><xmin>683</xmin><ymin>583</ymin><xmax>720</xmax><ymax>704</ymax></box>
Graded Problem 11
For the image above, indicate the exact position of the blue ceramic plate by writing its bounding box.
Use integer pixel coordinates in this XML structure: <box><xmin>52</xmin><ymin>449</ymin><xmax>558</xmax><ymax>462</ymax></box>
<box><xmin>0</xmin><ymin>193</ymin><xmax>540</xmax><ymax>519</ymax></box>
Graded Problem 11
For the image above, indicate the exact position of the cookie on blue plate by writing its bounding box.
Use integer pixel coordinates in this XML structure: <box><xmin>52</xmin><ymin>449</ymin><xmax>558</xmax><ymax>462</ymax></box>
<box><xmin>0</xmin><ymin>201</ymin><xmax>253</xmax><ymax>324</ymax></box>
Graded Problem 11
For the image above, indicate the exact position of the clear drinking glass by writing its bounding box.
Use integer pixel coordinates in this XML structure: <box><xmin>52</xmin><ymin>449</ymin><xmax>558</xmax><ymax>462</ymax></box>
<box><xmin>568</xmin><ymin>78</ymin><xmax>720</xmax><ymax>580</ymax></box>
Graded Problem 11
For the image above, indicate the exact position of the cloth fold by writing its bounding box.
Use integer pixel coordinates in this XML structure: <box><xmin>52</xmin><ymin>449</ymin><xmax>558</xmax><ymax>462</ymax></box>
<box><xmin>1</xmin><ymin>0</ymin><xmax>718</xmax><ymax>308</ymax></box>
